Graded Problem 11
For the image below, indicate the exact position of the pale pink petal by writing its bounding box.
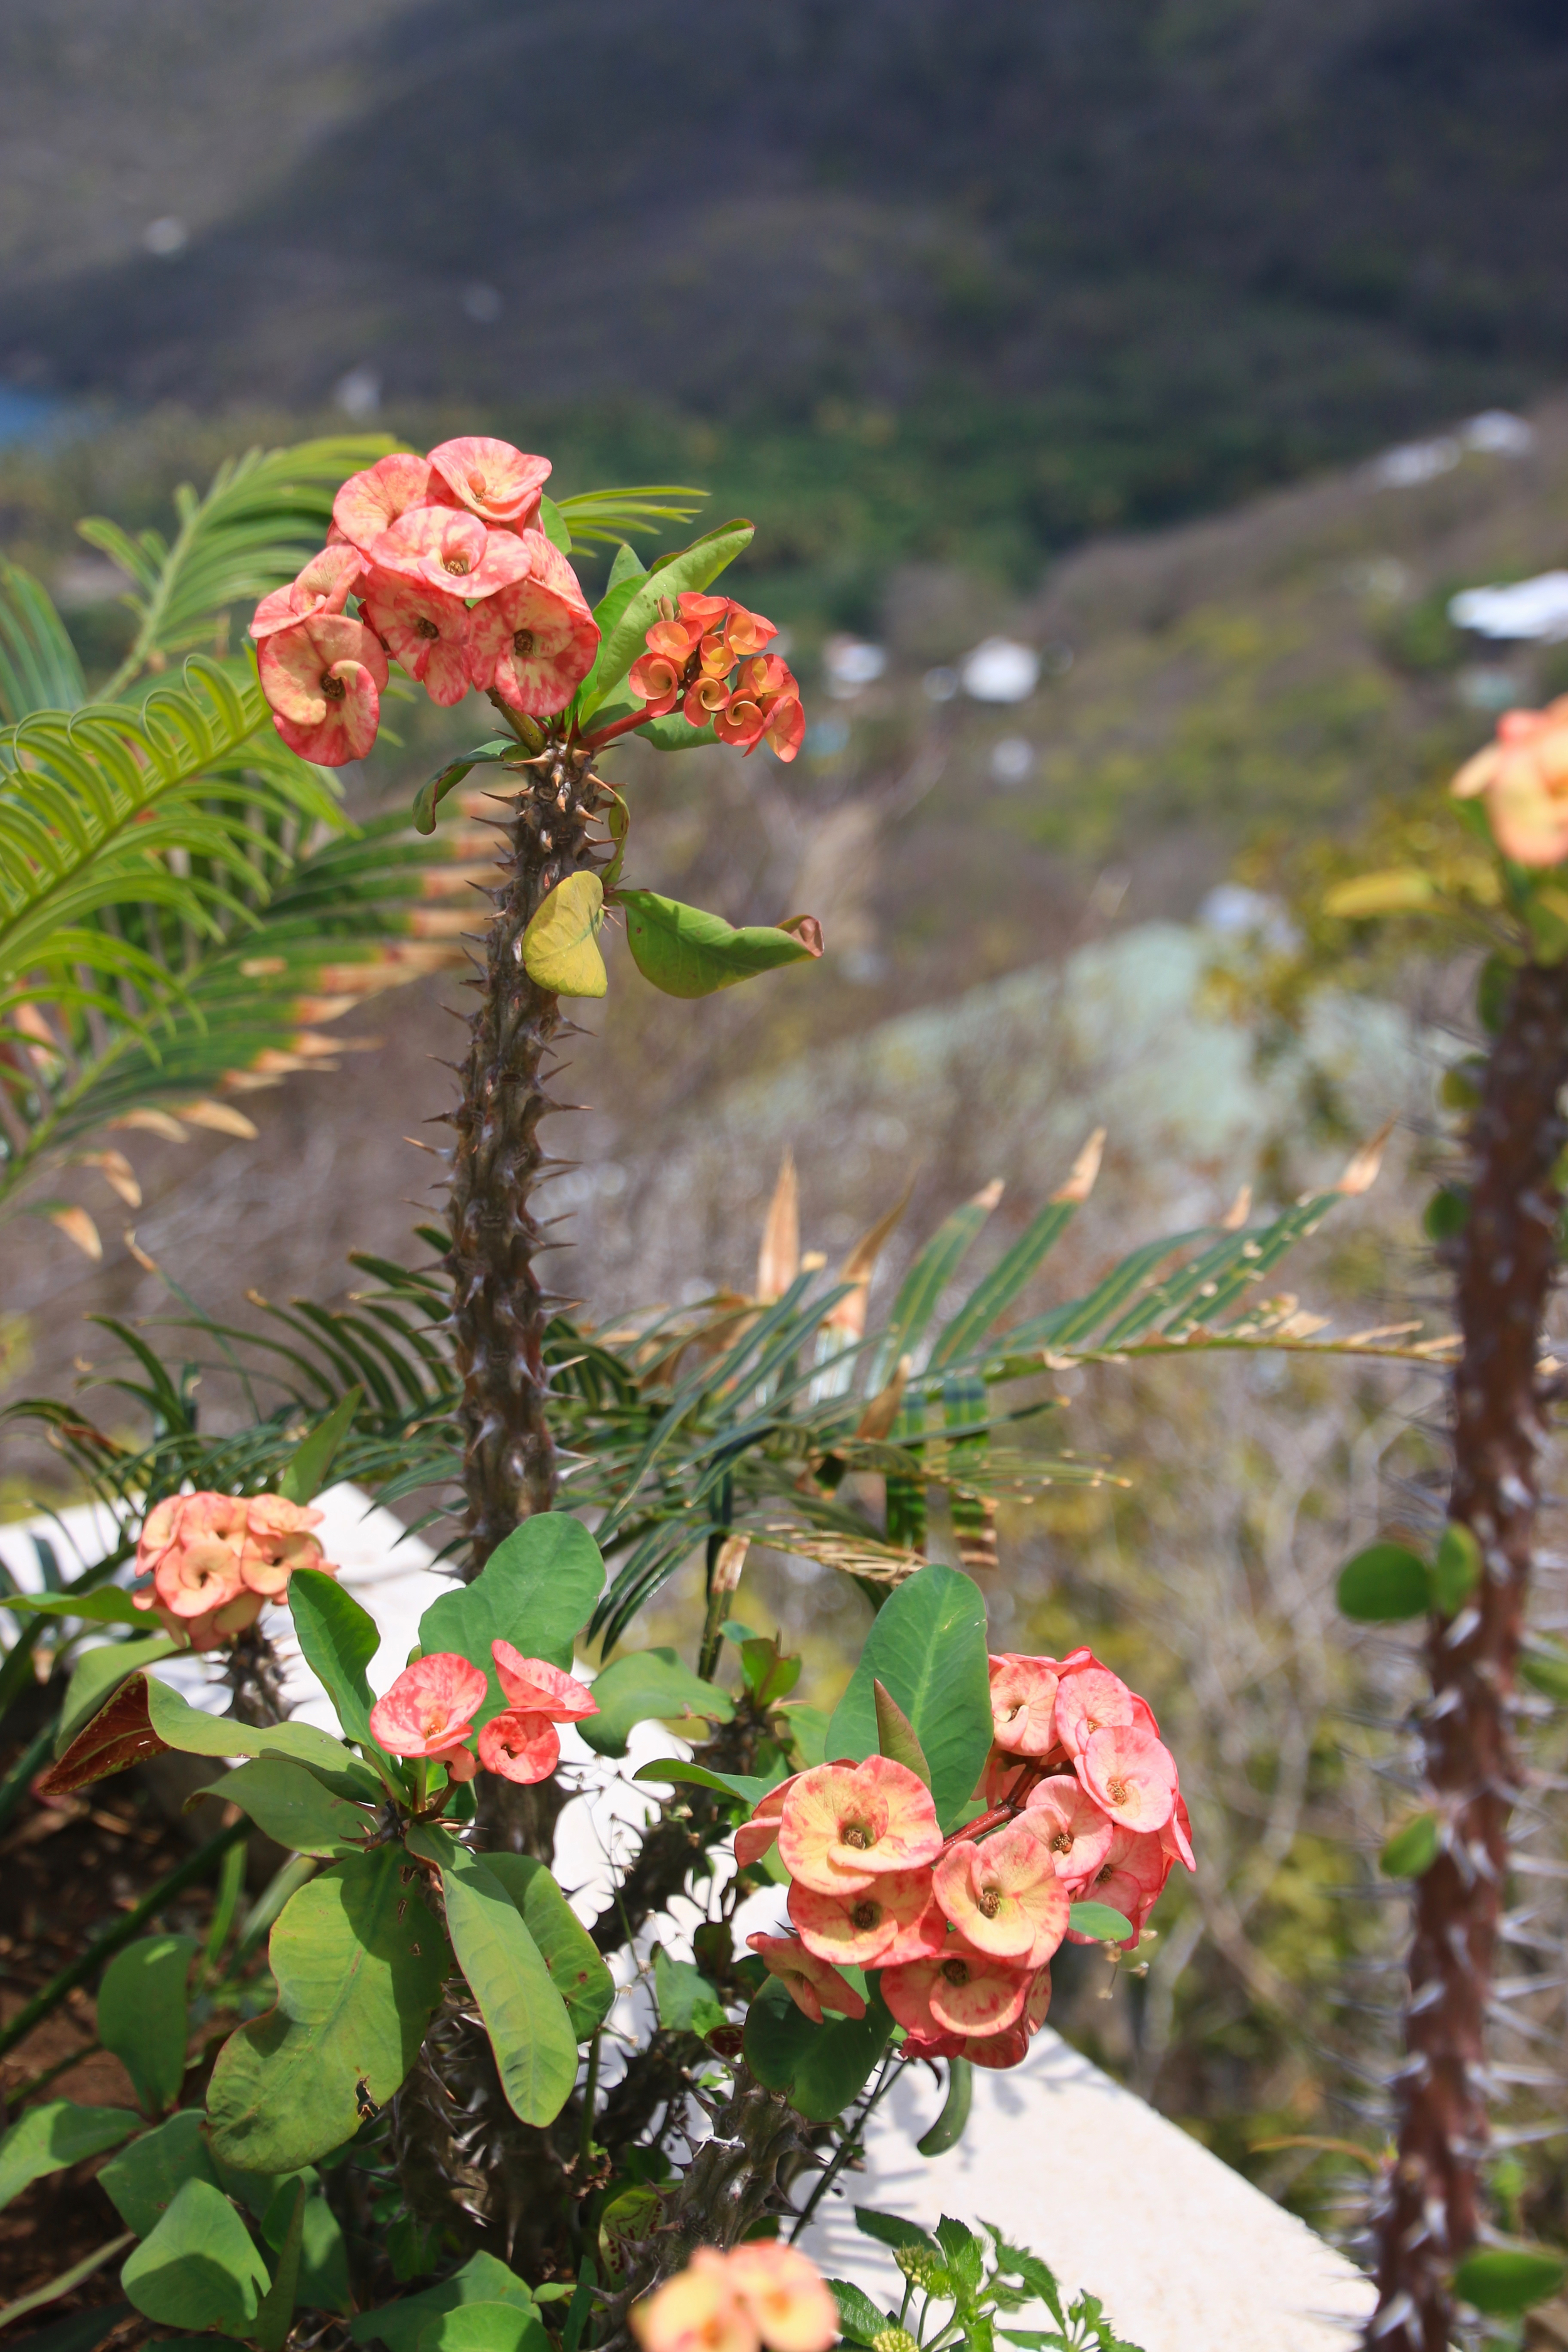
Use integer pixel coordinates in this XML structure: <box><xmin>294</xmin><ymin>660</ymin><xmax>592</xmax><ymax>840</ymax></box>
<box><xmin>465</xmin><ymin>536</ymin><xmax>599</xmax><ymax>715</ymax></box>
<box><xmin>359</xmin><ymin>568</ymin><xmax>472</xmax><ymax>706</ymax></box>
<box><xmin>252</xmin><ymin>545</ymin><xmax>364</xmax><ymax>640</ymax></box>
<box><xmin>332</xmin><ymin>453</ymin><xmax>437</xmax><ymax>552</ymax></box>
<box><xmin>476</xmin><ymin>1710</ymin><xmax>561</xmax><ymax>1784</ymax></box>
<box><xmin>428</xmin><ymin>437</ymin><xmax>552</xmax><ymax>527</ymax></box>
<box><xmin>369</xmin><ymin>1652</ymin><xmax>488</xmax><ymax>1756</ymax></box>
<box><xmin>746</xmin><ymin>1932</ymin><xmax>866</xmax><ymax>2022</ymax></box>
<box><xmin>1078</xmin><ymin>1723</ymin><xmax>1177</xmax><ymax>1833</ymax></box>
<box><xmin>490</xmin><ymin>1642</ymin><xmax>598</xmax><ymax>1720</ymax></box>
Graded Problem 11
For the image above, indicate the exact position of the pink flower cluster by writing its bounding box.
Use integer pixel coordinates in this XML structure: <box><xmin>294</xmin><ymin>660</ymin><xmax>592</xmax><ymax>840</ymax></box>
<box><xmin>367</xmin><ymin>1640</ymin><xmax>597</xmax><ymax>1785</ymax></box>
<box><xmin>626</xmin><ymin>593</ymin><xmax>804</xmax><ymax>763</ymax></box>
<box><xmin>632</xmin><ymin>2243</ymin><xmax>838</xmax><ymax>2352</ymax></box>
<box><xmin>132</xmin><ymin>1491</ymin><xmax>335</xmax><ymax>1650</ymax></box>
<box><xmin>744</xmin><ymin>1648</ymin><xmax>1192</xmax><ymax>2072</ymax></box>
<box><xmin>250</xmin><ymin>439</ymin><xmax>599</xmax><ymax>766</ymax></box>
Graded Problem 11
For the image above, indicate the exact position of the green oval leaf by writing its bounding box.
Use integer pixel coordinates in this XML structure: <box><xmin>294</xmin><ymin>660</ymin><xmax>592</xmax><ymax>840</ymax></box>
<box><xmin>98</xmin><ymin>2109</ymin><xmax>217</xmax><ymax>2239</ymax></box>
<box><xmin>1521</xmin><ymin>1641</ymin><xmax>1568</xmax><ymax>1705</ymax></box>
<box><xmin>522</xmin><ymin>872</ymin><xmax>607</xmax><ymax>999</ymax></box>
<box><xmin>191</xmin><ymin>1759</ymin><xmax>374</xmax><ymax>1858</ymax></box>
<box><xmin>1067</xmin><ymin>1900</ymin><xmax>1136</xmax><ymax>1942</ymax></box>
<box><xmin>5</xmin><ymin>1587</ymin><xmax>145</xmax><ymax>1628</ymax></box>
<box><xmin>418</xmin><ymin>2302</ymin><xmax>551</xmax><ymax>2352</ymax></box>
<box><xmin>743</xmin><ymin>1978</ymin><xmax>893</xmax><ymax>2122</ymax></box>
<box><xmin>618</xmin><ymin>889</ymin><xmax>822</xmax><ymax>999</ymax></box>
<box><xmin>1337</xmin><ymin>1542</ymin><xmax>1431</xmax><ymax>1623</ymax></box>
<box><xmin>349</xmin><ymin>2253</ymin><xmax>537</xmax><ymax>2352</ymax></box>
<box><xmin>653</xmin><ymin>1947</ymin><xmax>727</xmax><ymax>2037</ymax></box>
<box><xmin>287</xmin><ymin>1569</ymin><xmax>386</xmax><ymax>1759</ymax></box>
<box><xmin>97</xmin><ymin>1933</ymin><xmax>198</xmax><ymax>2115</ymax></box>
<box><xmin>417</xmin><ymin>1512</ymin><xmax>605</xmax><ymax>1730</ymax></box>
<box><xmin>121</xmin><ymin>2176</ymin><xmax>270</xmax><ymax>2336</ymax></box>
<box><xmin>1380</xmin><ymin>1812</ymin><xmax>1441</xmax><ymax>1878</ymax></box>
<box><xmin>825</xmin><ymin>1562</ymin><xmax>993</xmax><ymax>1832</ymax></box>
<box><xmin>479</xmin><ymin>1854</ymin><xmax>615</xmax><ymax>2042</ymax></box>
<box><xmin>575</xmin><ymin>1648</ymin><xmax>735</xmax><ymax>1758</ymax></box>
<box><xmin>206</xmin><ymin>1848</ymin><xmax>446</xmax><ymax>2172</ymax></box>
<box><xmin>0</xmin><ymin>2099</ymin><xmax>140</xmax><ymax>2214</ymax></box>
<box><xmin>406</xmin><ymin>1830</ymin><xmax>578</xmax><ymax>2127</ymax></box>
<box><xmin>1454</xmin><ymin>2247</ymin><xmax>1568</xmax><ymax>2315</ymax></box>
<box><xmin>412</xmin><ymin>739</ymin><xmax>517</xmax><ymax>835</ymax></box>
<box><xmin>872</xmin><ymin>1678</ymin><xmax>931</xmax><ymax>1789</ymax></box>
<box><xmin>829</xmin><ymin>2279</ymin><xmax>898</xmax><ymax>2346</ymax></box>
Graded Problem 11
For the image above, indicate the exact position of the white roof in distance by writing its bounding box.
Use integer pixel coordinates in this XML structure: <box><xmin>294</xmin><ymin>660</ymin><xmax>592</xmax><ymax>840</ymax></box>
<box><xmin>1449</xmin><ymin>571</ymin><xmax>1568</xmax><ymax>643</ymax></box>
<box><xmin>960</xmin><ymin>637</ymin><xmax>1039</xmax><ymax>703</ymax></box>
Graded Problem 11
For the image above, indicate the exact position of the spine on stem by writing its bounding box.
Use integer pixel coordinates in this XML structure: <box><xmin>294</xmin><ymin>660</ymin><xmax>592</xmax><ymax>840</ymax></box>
<box><xmin>1369</xmin><ymin>958</ymin><xmax>1568</xmax><ymax>2351</ymax></box>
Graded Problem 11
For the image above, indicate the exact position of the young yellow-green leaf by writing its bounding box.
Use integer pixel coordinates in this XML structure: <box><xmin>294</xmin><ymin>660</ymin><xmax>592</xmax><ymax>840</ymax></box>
<box><xmin>1337</xmin><ymin>1542</ymin><xmax>1431</xmax><ymax>1623</ymax></box>
<box><xmin>479</xmin><ymin>1855</ymin><xmax>615</xmax><ymax>2042</ymax></box>
<box><xmin>1380</xmin><ymin>1813</ymin><xmax>1441</xmax><ymax>1878</ymax></box>
<box><xmin>522</xmin><ymin>873</ymin><xmax>607</xmax><ymax>999</ymax></box>
<box><xmin>121</xmin><ymin>2176</ymin><xmax>270</xmax><ymax>2336</ymax></box>
<box><xmin>405</xmin><ymin>1829</ymin><xmax>578</xmax><ymax>2127</ymax></box>
<box><xmin>206</xmin><ymin>1848</ymin><xmax>446</xmax><ymax>2171</ymax></box>
<box><xmin>277</xmin><ymin>1387</ymin><xmax>361</xmax><ymax>1505</ymax></box>
<box><xmin>872</xmin><ymin>1679</ymin><xmax>932</xmax><ymax>1791</ymax></box>
<box><xmin>619</xmin><ymin>891</ymin><xmax>822</xmax><ymax>998</ymax></box>
<box><xmin>1322</xmin><ymin>870</ymin><xmax>1437</xmax><ymax>919</ymax></box>
<box><xmin>1453</xmin><ymin>2247</ymin><xmax>1568</xmax><ymax>2315</ymax></box>
<box><xmin>96</xmin><ymin>1933</ymin><xmax>198</xmax><ymax>2114</ymax></box>
<box><xmin>1432</xmin><ymin>1522</ymin><xmax>1483</xmax><ymax>1616</ymax></box>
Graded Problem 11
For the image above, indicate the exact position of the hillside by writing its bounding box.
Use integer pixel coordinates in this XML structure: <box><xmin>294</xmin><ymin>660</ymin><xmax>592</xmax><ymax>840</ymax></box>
<box><xmin>4</xmin><ymin>0</ymin><xmax>1568</xmax><ymax>566</ymax></box>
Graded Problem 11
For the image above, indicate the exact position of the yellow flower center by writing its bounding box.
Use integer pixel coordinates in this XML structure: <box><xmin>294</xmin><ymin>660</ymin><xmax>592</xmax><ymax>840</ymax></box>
<box><xmin>1107</xmin><ymin>1777</ymin><xmax>1130</xmax><ymax>1806</ymax></box>
<box><xmin>840</xmin><ymin>1822</ymin><xmax>872</xmax><ymax>1850</ymax></box>
<box><xmin>1051</xmin><ymin>1830</ymin><xmax>1073</xmax><ymax>1855</ymax></box>
<box><xmin>977</xmin><ymin>1888</ymin><xmax>1002</xmax><ymax>1919</ymax></box>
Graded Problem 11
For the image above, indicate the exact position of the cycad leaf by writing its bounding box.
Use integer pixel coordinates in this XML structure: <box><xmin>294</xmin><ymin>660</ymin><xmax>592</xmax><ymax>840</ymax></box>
<box><xmin>0</xmin><ymin>561</ymin><xmax>87</xmax><ymax>722</ymax></box>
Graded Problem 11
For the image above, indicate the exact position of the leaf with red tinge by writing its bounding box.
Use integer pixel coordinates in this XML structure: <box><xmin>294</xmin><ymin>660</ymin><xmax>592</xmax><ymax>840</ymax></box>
<box><xmin>35</xmin><ymin>1676</ymin><xmax>167</xmax><ymax>1799</ymax></box>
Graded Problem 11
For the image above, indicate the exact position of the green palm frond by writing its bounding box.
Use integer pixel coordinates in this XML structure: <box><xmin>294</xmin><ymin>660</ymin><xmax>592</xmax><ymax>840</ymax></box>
<box><xmin>0</xmin><ymin>561</ymin><xmax>87</xmax><ymax>723</ymax></box>
<box><xmin>0</xmin><ymin>659</ymin><xmax>472</xmax><ymax>1214</ymax></box>
<box><xmin>78</xmin><ymin>435</ymin><xmax>396</xmax><ymax>698</ymax></box>
<box><xmin>555</xmin><ymin>487</ymin><xmax>709</xmax><ymax>549</ymax></box>
<box><xmin>1</xmin><ymin>1163</ymin><xmax>1426</xmax><ymax>1652</ymax></box>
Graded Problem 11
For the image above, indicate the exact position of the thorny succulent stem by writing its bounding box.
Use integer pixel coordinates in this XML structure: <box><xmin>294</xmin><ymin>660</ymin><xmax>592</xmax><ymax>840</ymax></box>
<box><xmin>444</xmin><ymin>718</ymin><xmax>605</xmax><ymax>1571</ymax></box>
<box><xmin>1367</xmin><ymin>957</ymin><xmax>1568</xmax><ymax>2352</ymax></box>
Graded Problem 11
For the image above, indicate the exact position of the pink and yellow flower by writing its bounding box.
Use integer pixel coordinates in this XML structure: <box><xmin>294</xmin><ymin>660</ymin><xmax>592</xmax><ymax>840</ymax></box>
<box><xmin>1161</xmin><ymin>1791</ymin><xmax>1196</xmax><ymax>1872</ymax></box>
<box><xmin>627</xmin><ymin>650</ymin><xmax>684</xmax><ymax>716</ymax></box>
<box><xmin>369</xmin><ymin>1653</ymin><xmax>487</xmax><ymax>1758</ymax></box>
<box><xmin>746</xmin><ymin>1931</ymin><xmax>866</xmax><ymax>2024</ymax></box>
<box><xmin>632</xmin><ymin>2249</ymin><xmax>756</xmax><ymax>2352</ymax></box>
<box><xmin>358</xmin><ymin>570</ymin><xmax>472</xmax><ymax>706</ymax></box>
<box><xmin>133</xmin><ymin>1492</ymin><xmax>332</xmax><ymax>1640</ymax></box>
<box><xmin>465</xmin><ymin>535</ymin><xmax>600</xmax><ymax>716</ymax></box>
<box><xmin>881</xmin><ymin>1936</ymin><xmax>1032</xmax><ymax>2038</ymax></box>
<box><xmin>427</xmin><ymin>437</ymin><xmax>551</xmax><ymax>529</ymax></box>
<box><xmin>932</xmin><ymin>1818</ymin><xmax>1070</xmax><ymax>1966</ymax></box>
<box><xmin>251</xmin><ymin>545</ymin><xmax>363</xmax><ymax>640</ymax></box>
<box><xmin>1452</xmin><ymin>697</ymin><xmax>1568</xmax><ymax>866</ymax></box>
<box><xmin>1077</xmin><ymin>1722</ymin><xmax>1177</xmax><ymax>1833</ymax></box>
<box><xmin>1021</xmin><ymin>1774</ymin><xmax>1115</xmax><ymax>1887</ymax></box>
<box><xmin>476</xmin><ymin>1710</ymin><xmax>561</xmax><ymax>1783</ymax></box>
<box><xmin>258</xmin><ymin>612</ymin><xmax>388</xmax><ymax>765</ymax></box>
<box><xmin>776</xmin><ymin>1757</ymin><xmax>942</xmax><ymax>1895</ymax></box>
<box><xmin>787</xmin><ymin>1864</ymin><xmax>946</xmax><ymax>1967</ymax></box>
<box><xmin>332</xmin><ymin>453</ymin><xmax>437</xmax><ymax>553</ymax></box>
<box><xmin>734</xmin><ymin>1776</ymin><xmax>800</xmax><ymax>1870</ymax></box>
<box><xmin>490</xmin><ymin>1643</ymin><xmax>598</xmax><ymax>1721</ymax></box>
<box><xmin>724</xmin><ymin>2245</ymin><xmax>839</xmax><ymax>2352</ymax></box>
